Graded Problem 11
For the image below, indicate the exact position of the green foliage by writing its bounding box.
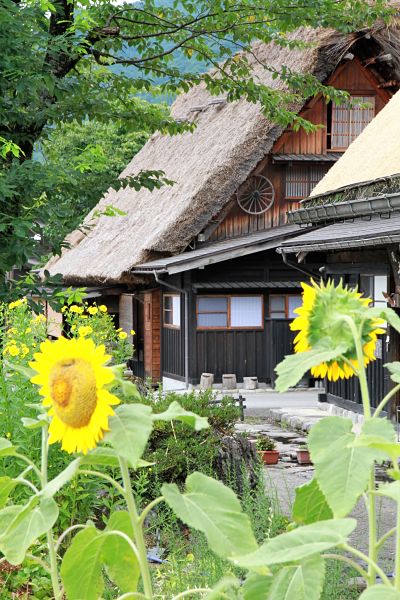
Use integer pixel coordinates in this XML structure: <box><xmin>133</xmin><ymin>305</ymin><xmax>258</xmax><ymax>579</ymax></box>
<box><xmin>292</xmin><ymin>478</ymin><xmax>333</xmax><ymax>525</ymax></box>
<box><xmin>256</xmin><ymin>436</ymin><xmax>276</xmax><ymax>451</ymax></box>
<box><xmin>162</xmin><ymin>472</ymin><xmax>259</xmax><ymax>560</ymax></box>
<box><xmin>0</xmin><ymin>0</ymin><xmax>393</xmax><ymax>293</ymax></box>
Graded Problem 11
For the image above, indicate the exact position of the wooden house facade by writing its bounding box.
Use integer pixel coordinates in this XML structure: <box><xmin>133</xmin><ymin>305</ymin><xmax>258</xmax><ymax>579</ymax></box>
<box><xmin>45</xmin><ymin>22</ymin><xmax>400</xmax><ymax>390</ymax></box>
<box><xmin>280</xmin><ymin>89</ymin><xmax>400</xmax><ymax>415</ymax></box>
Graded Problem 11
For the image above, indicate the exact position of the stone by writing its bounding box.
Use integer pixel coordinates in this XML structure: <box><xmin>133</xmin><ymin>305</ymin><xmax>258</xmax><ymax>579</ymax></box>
<box><xmin>214</xmin><ymin>434</ymin><xmax>259</xmax><ymax>494</ymax></box>
<box><xmin>200</xmin><ymin>372</ymin><xmax>214</xmax><ymax>390</ymax></box>
<box><xmin>222</xmin><ymin>373</ymin><xmax>237</xmax><ymax>390</ymax></box>
<box><xmin>243</xmin><ymin>376</ymin><xmax>258</xmax><ymax>390</ymax></box>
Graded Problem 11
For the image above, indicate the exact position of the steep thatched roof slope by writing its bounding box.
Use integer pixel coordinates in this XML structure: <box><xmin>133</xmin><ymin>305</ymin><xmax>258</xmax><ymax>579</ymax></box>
<box><xmin>46</xmin><ymin>22</ymin><xmax>400</xmax><ymax>285</ymax></box>
<box><xmin>308</xmin><ymin>89</ymin><xmax>400</xmax><ymax>199</ymax></box>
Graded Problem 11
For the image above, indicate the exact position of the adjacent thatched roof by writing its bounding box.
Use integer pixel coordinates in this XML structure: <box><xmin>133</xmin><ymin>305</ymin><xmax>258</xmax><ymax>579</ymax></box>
<box><xmin>307</xmin><ymin>89</ymin><xmax>400</xmax><ymax>202</ymax></box>
<box><xmin>46</xmin><ymin>20</ymin><xmax>400</xmax><ymax>285</ymax></box>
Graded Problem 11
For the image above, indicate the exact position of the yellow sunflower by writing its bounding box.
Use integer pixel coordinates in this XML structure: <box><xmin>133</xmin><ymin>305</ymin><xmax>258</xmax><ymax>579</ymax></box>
<box><xmin>291</xmin><ymin>280</ymin><xmax>385</xmax><ymax>381</ymax></box>
<box><xmin>29</xmin><ymin>337</ymin><xmax>119</xmax><ymax>454</ymax></box>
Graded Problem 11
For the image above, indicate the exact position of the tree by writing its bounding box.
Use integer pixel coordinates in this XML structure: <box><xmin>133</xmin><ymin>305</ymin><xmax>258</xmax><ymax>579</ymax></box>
<box><xmin>0</xmin><ymin>0</ymin><xmax>392</xmax><ymax>296</ymax></box>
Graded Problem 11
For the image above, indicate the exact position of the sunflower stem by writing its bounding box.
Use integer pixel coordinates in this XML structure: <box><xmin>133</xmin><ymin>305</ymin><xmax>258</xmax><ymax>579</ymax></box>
<box><xmin>341</xmin><ymin>315</ymin><xmax>379</xmax><ymax>585</ymax></box>
<box><xmin>41</xmin><ymin>427</ymin><xmax>62</xmax><ymax>600</ymax></box>
<box><xmin>119</xmin><ymin>457</ymin><xmax>153</xmax><ymax>599</ymax></box>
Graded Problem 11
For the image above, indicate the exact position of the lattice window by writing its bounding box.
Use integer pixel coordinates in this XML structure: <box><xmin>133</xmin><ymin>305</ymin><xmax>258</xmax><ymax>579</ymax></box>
<box><xmin>163</xmin><ymin>294</ymin><xmax>181</xmax><ymax>328</ymax></box>
<box><xmin>331</xmin><ymin>96</ymin><xmax>375</xmax><ymax>150</ymax></box>
<box><xmin>285</xmin><ymin>165</ymin><xmax>330</xmax><ymax>199</ymax></box>
<box><xmin>197</xmin><ymin>295</ymin><xmax>263</xmax><ymax>329</ymax></box>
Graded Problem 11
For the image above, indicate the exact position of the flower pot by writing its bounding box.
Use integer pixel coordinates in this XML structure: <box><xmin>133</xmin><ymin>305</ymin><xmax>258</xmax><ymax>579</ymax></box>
<box><xmin>297</xmin><ymin>449</ymin><xmax>312</xmax><ymax>465</ymax></box>
<box><xmin>257</xmin><ymin>450</ymin><xmax>279</xmax><ymax>465</ymax></box>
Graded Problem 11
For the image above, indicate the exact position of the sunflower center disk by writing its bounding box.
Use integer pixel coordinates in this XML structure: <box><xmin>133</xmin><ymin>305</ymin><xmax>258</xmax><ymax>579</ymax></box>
<box><xmin>50</xmin><ymin>359</ymin><xmax>97</xmax><ymax>428</ymax></box>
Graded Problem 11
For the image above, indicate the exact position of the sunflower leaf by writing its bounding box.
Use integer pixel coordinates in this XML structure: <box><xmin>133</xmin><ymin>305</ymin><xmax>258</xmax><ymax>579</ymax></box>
<box><xmin>0</xmin><ymin>438</ymin><xmax>17</xmax><ymax>458</ymax></box>
<box><xmin>274</xmin><ymin>345</ymin><xmax>348</xmax><ymax>392</ymax></box>
<box><xmin>107</xmin><ymin>404</ymin><xmax>153</xmax><ymax>467</ymax></box>
<box><xmin>41</xmin><ymin>458</ymin><xmax>81</xmax><ymax>499</ymax></box>
<box><xmin>359</xmin><ymin>585</ymin><xmax>400</xmax><ymax>599</ymax></box>
<box><xmin>61</xmin><ymin>516</ymin><xmax>139</xmax><ymax>600</ymax></box>
<box><xmin>368</xmin><ymin>306</ymin><xmax>400</xmax><ymax>333</ymax></box>
<box><xmin>234</xmin><ymin>519</ymin><xmax>355</xmax><ymax>570</ymax></box>
<box><xmin>0</xmin><ymin>477</ymin><xmax>17</xmax><ymax>509</ymax></box>
<box><xmin>267</xmin><ymin>555</ymin><xmax>325</xmax><ymax>600</ymax></box>
<box><xmin>153</xmin><ymin>401</ymin><xmax>209</xmax><ymax>430</ymax></box>
<box><xmin>384</xmin><ymin>361</ymin><xmax>400</xmax><ymax>384</ymax></box>
<box><xmin>0</xmin><ymin>497</ymin><xmax>58</xmax><ymax>564</ymax></box>
<box><xmin>292</xmin><ymin>478</ymin><xmax>333</xmax><ymax>525</ymax></box>
<box><xmin>308</xmin><ymin>417</ymin><xmax>387</xmax><ymax>517</ymax></box>
<box><xmin>162</xmin><ymin>472</ymin><xmax>258</xmax><ymax>561</ymax></box>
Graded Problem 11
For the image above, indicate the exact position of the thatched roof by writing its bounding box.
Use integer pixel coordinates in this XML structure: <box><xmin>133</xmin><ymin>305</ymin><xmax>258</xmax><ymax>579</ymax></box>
<box><xmin>307</xmin><ymin>89</ymin><xmax>400</xmax><ymax>201</ymax></box>
<box><xmin>46</xmin><ymin>21</ymin><xmax>400</xmax><ymax>285</ymax></box>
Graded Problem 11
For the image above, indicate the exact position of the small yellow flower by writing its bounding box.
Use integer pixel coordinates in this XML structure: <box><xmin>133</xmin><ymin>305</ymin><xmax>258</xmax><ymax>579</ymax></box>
<box><xmin>78</xmin><ymin>325</ymin><xmax>93</xmax><ymax>338</ymax></box>
<box><xmin>80</xmin><ymin>315</ymin><xmax>88</xmax><ymax>320</ymax></box>
<box><xmin>8</xmin><ymin>345</ymin><xmax>20</xmax><ymax>357</ymax></box>
<box><xmin>34</xmin><ymin>314</ymin><xmax>46</xmax><ymax>323</ymax></box>
<box><xmin>99</xmin><ymin>305</ymin><xmax>107</xmax><ymax>313</ymax></box>
<box><xmin>8</xmin><ymin>298</ymin><xmax>26</xmax><ymax>309</ymax></box>
<box><xmin>71</xmin><ymin>325</ymin><xmax>76</xmax><ymax>332</ymax></box>
<box><xmin>25</xmin><ymin>327</ymin><xmax>32</xmax><ymax>334</ymax></box>
<box><xmin>69</xmin><ymin>305</ymin><xmax>84</xmax><ymax>314</ymax></box>
<box><xmin>21</xmin><ymin>344</ymin><xmax>29</xmax><ymax>357</ymax></box>
<box><xmin>29</xmin><ymin>337</ymin><xmax>119</xmax><ymax>454</ymax></box>
<box><xmin>118</xmin><ymin>331</ymin><xmax>128</xmax><ymax>340</ymax></box>
<box><xmin>6</xmin><ymin>432</ymin><xmax>11</xmax><ymax>439</ymax></box>
<box><xmin>88</xmin><ymin>306</ymin><xmax>98</xmax><ymax>315</ymax></box>
<box><xmin>7</xmin><ymin>328</ymin><xmax>16</xmax><ymax>337</ymax></box>
<box><xmin>61</xmin><ymin>306</ymin><xmax>68</xmax><ymax>313</ymax></box>
<box><xmin>130</xmin><ymin>330</ymin><xmax>136</xmax><ymax>336</ymax></box>
<box><xmin>116</xmin><ymin>328</ymin><xmax>122</xmax><ymax>332</ymax></box>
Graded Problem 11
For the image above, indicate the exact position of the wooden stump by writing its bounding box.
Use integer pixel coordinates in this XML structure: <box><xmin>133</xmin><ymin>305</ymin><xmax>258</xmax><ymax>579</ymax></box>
<box><xmin>200</xmin><ymin>373</ymin><xmax>214</xmax><ymax>390</ymax></box>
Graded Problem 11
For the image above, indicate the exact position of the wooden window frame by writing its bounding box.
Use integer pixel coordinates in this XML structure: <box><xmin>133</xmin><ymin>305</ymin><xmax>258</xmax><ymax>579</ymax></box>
<box><xmin>284</xmin><ymin>164</ymin><xmax>330</xmax><ymax>200</ymax></box>
<box><xmin>329</xmin><ymin>94</ymin><xmax>376</xmax><ymax>151</ymax></box>
<box><xmin>196</xmin><ymin>294</ymin><xmax>264</xmax><ymax>331</ymax></box>
<box><xmin>163</xmin><ymin>293</ymin><xmax>181</xmax><ymax>329</ymax></box>
<box><xmin>269</xmin><ymin>294</ymin><xmax>302</xmax><ymax>319</ymax></box>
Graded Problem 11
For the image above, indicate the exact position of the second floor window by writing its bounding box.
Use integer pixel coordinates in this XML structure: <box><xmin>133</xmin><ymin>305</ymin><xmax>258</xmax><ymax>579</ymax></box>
<box><xmin>285</xmin><ymin>165</ymin><xmax>330</xmax><ymax>199</ymax></box>
<box><xmin>330</xmin><ymin>96</ymin><xmax>375</xmax><ymax>150</ymax></box>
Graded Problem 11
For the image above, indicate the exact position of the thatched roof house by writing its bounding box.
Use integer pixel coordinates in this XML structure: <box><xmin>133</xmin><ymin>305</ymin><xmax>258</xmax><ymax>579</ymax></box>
<box><xmin>46</xmin><ymin>21</ymin><xmax>400</xmax><ymax>286</ymax></box>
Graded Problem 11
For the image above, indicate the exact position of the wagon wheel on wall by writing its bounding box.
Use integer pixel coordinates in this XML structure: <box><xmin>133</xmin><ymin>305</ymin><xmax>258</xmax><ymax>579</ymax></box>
<box><xmin>237</xmin><ymin>175</ymin><xmax>275</xmax><ymax>215</ymax></box>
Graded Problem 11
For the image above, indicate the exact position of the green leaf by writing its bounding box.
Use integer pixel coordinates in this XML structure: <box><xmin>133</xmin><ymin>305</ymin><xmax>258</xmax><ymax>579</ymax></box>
<box><xmin>384</xmin><ymin>361</ymin><xmax>400</xmax><ymax>384</ymax></box>
<box><xmin>369</xmin><ymin>306</ymin><xmax>400</xmax><ymax>334</ymax></box>
<box><xmin>242</xmin><ymin>572</ymin><xmax>273</xmax><ymax>599</ymax></box>
<box><xmin>308</xmin><ymin>417</ymin><xmax>380</xmax><ymax>517</ymax></box>
<box><xmin>204</xmin><ymin>576</ymin><xmax>241</xmax><ymax>599</ymax></box>
<box><xmin>0</xmin><ymin>477</ymin><xmax>17</xmax><ymax>508</ymax></box>
<box><xmin>120</xmin><ymin>379</ymin><xmax>142</xmax><ymax>400</ymax></box>
<box><xmin>0</xmin><ymin>438</ymin><xmax>17</xmax><ymax>457</ymax></box>
<box><xmin>359</xmin><ymin>585</ymin><xmax>400</xmax><ymax>599</ymax></box>
<box><xmin>21</xmin><ymin>415</ymin><xmax>48</xmax><ymax>429</ymax></box>
<box><xmin>61</xmin><ymin>527</ymin><xmax>104</xmax><ymax>600</ymax></box>
<box><xmin>275</xmin><ymin>346</ymin><xmax>348</xmax><ymax>392</ymax></box>
<box><xmin>80</xmin><ymin>447</ymin><xmax>120</xmax><ymax>467</ymax></box>
<box><xmin>349</xmin><ymin>418</ymin><xmax>398</xmax><ymax>462</ymax></box>
<box><xmin>0</xmin><ymin>497</ymin><xmax>58</xmax><ymax>564</ymax></box>
<box><xmin>61</xmin><ymin>514</ymin><xmax>139</xmax><ymax>600</ymax></box>
<box><xmin>153</xmin><ymin>401</ymin><xmax>209</xmax><ymax>430</ymax></box>
<box><xmin>107</xmin><ymin>404</ymin><xmax>153</xmax><ymax>467</ymax></box>
<box><xmin>162</xmin><ymin>472</ymin><xmax>258</xmax><ymax>560</ymax></box>
<box><xmin>41</xmin><ymin>458</ymin><xmax>81</xmax><ymax>499</ymax></box>
<box><xmin>234</xmin><ymin>519</ymin><xmax>356</xmax><ymax>569</ymax></box>
<box><xmin>104</xmin><ymin>511</ymin><xmax>140</xmax><ymax>593</ymax></box>
<box><xmin>5</xmin><ymin>361</ymin><xmax>36</xmax><ymax>380</ymax></box>
<box><xmin>376</xmin><ymin>480</ymin><xmax>400</xmax><ymax>502</ymax></box>
<box><xmin>292</xmin><ymin>478</ymin><xmax>333</xmax><ymax>525</ymax></box>
<box><xmin>268</xmin><ymin>555</ymin><xmax>325</xmax><ymax>600</ymax></box>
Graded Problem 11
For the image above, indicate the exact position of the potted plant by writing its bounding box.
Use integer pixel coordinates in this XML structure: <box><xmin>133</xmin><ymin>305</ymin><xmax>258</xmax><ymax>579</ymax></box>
<box><xmin>296</xmin><ymin>444</ymin><xmax>312</xmax><ymax>465</ymax></box>
<box><xmin>256</xmin><ymin>436</ymin><xmax>279</xmax><ymax>465</ymax></box>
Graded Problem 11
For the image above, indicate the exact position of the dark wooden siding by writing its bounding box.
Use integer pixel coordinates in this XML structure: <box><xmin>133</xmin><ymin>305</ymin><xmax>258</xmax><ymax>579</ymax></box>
<box><xmin>195</xmin><ymin>319</ymin><xmax>295</xmax><ymax>384</ymax></box>
<box><xmin>326</xmin><ymin>355</ymin><xmax>386</xmax><ymax>410</ymax></box>
<box><xmin>162</xmin><ymin>326</ymin><xmax>185</xmax><ymax>378</ymax></box>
